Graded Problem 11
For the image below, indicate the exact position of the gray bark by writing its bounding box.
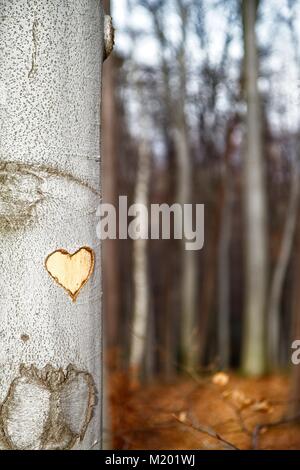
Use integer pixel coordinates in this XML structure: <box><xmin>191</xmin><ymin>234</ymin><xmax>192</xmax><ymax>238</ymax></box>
<box><xmin>174</xmin><ymin>125</ymin><xmax>197</xmax><ymax>370</ymax></box>
<box><xmin>130</xmin><ymin>141</ymin><xmax>151</xmax><ymax>376</ymax></box>
<box><xmin>175</xmin><ymin>0</ymin><xmax>198</xmax><ymax>371</ymax></box>
<box><xmin>218</xmin><ymin>177</ymin><xmax>233</xmax><ymax>370</ymax></box>
<box><xmin>268</xmin><ymin>154</ymin><xmax>299</xmax><ymax>368</ymax></box>
<box><xmin>241</xmin><ymin>0</ymin><xmax>269</xmax><ymax>375</ymax></box>
<box><xmin>0</xmin><ymin>0</ymin><xmax>109</xmax><ymax>450</ymax></box>
<box><xmin>102</xmin><ymin>0</ymin><xmax>119</xmax><ymax>351</ymax></box>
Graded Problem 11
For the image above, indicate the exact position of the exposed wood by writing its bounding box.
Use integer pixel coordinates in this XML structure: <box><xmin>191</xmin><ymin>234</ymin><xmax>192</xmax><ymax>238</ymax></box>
<box><xmin>45</xmin><ymin>248</ymin><xmax>95</xmax><ymax>302</ymax></box>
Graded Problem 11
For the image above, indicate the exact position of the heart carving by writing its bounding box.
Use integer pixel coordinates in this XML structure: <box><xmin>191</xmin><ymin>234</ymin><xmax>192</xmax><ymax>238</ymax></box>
<box><xmin>45</xmin><ymin>247</ymin><xmax>95</xmax><ymax>302</ymax></box>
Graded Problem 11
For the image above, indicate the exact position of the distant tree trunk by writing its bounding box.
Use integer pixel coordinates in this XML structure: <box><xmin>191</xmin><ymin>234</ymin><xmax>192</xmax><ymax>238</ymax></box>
<box><xmin>102</xmin><ymin>0</ymin><xmax>120</xmax><ymax>355</ymax></box>
<box><xmin>102</xmin><ymin>1</ymin><xmax>117</xmax><ymax>450</ymax></box>
<box><xmin>175</xmin><ymin>0</ymin><xmax>198</xmax><ymax>372</ymax></box>
<box><xmin>218</xmin><ymin>183</ymin><xmax>232</xmax><ymax>369</ymax></box>
<box><xmin>287</xmin><ymin>1</ymin><xmax>300</xmax><ymax>415</ymax></box>
<box><xmin>130</xmin><ymin>141</ymin><xmax>151</xmax><ymax>379</ymax></box>
<box><xmin>173</xmin><ymin>124</ymin><xmax>197</xmax><ymax>371</ymax></box>
<box><xmin>0</xmin><ymin>0</ymin><xmax>111</xmax><ymax>450</ymax></box>
<box><xmin>152</xmin><ymin>14</ymin><xmax>178</xmax><ymax>380</ymax></box>
<box><xmin>241</xmin><ymin>0</ymin><xmax>269</xmax><ymax>375</ymax></box>
<box><xmin>289</xmin><ymin>207</ymin><xmax>300</xmax><ymax>417</ymax></box>
<box><xmin>199</xmin><ymin>192</ymin><xmax>221</xmax><ymax>366</ymax></box>
<box><xmin>268</xmin><ymin>153</ymin><xmax>299</xmax><ymax>369</ymax></box>
<box><xmin>149</xmin><ymin>1</ymin><xmax>197</xmax><ymax>372</ymax></box>
<box><xmin>217</xmin><ymin>119</ymin><xmax>237</xmax><ymax>369</ymax></box>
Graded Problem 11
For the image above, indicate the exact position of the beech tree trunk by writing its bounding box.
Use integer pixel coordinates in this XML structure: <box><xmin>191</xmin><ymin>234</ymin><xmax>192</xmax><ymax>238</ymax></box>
<box><xmin>268</xmin><ymin>154</ymin><xmax>299</xmax><ymax>368</ymax></box>
<box><xmin>102</xmin><ymin>0</ymin><xmax>120</xmax><ymax>353</ymax></box>
<box><xmin>218</xmin><ymin>184</ymin><xmax>232</xmax><ymax>369</ymax></box>
<box><xmin>289</xmin><ymin>207</ymin><xmax>300</xmax><ymax>417</ymax></box>
<box><xmin>174</xmin><ymin>124</ymin><xmax>197</xmax><ymax>370</ymax></box>
<box><xmin>130</xmin><ymin>141</ymin><xmax>151</xmax><ymax>377</ymax></box>
<box><xmin>241</xmin><ymin>0</ymin><xmax>269</xmax><ymax>376</ymax></box>
<box><xmin>217</xmin><ymin>118</ymin><xmax>238</xmax><ymax>369</ymax></box>
<box><xmin>0</xmin><ymin>0</ymin><xmax>110</xmax><ymax>450</ymax></box>
<box><xmin>175</xmin><ymin>0</ymin><xmax>198</xmax><ymax>371</ymax></box>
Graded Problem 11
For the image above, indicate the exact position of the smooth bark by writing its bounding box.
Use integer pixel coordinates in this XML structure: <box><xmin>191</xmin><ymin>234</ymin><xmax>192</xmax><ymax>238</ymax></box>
<box><xmin>241</xmin><ymin>0</ymin><xmax>269</xmax><ymax>375</ymax></box>
<box><xmin>0</xmin><ymin>0</ymin><xmax>106</xmax><ymax>449</ymax></box>
<box><xmin>102</xmin><ymin>0</ymin><xmax>120</xmax><ymax>352</ymax></box>
<box><xmin>130</xmin><ymin>141</ymin><xmax>151</xmax><ymax>376</ymax></box>
<box><xmin>268</xmin><ymin>156</ymin><xmax>299</xmax><ymax>368</ymax></box>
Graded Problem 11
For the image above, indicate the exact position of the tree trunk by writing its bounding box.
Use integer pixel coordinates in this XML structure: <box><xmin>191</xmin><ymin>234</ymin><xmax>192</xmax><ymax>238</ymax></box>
<box><xmin>218</xmin><ymin>194</ymin><xmax>232</xmax><ymax>369</ymax></box>
<box><xmin>218</xmin><ymin>174</ymin><xmax>233</xmax><ymax>370</ymax></box>
<box><xmin>217</xmin><ymin>118</ymin><xmax>237</xmax><ymax>370</ymax></box>
<box><xmin>102</xmin><ymin>0</ymin><xmax>120</xmax><ymax>354</ymax></box>
<box><xmin>268</xmin><ymin>155</ymin><xmax>299</xmax><ymax>369</ymax></box>
<box><xmin>174</xmin><ymin>125</ymin><xmax>197</xmax><ymax>371</ymax></box>
<box><xmin>130</xmin><ymin>141</ymin><xmax>151</xmax><ymax>378</ymax></box>
<box><xmin>289</xmin><ymin>207</ymin><xmax>300</xmax><ymax>417</ymax></box>
<box><xmin>175</xmin><ymin>0</ymin><xmax>198</xmax><ymax>372</ymax></box>
<box><xmin>241</xmin><ymin>0</ymin><xmax>269</xmax><ymax>375</ymax></box>
<box><xmin>0</xmin><ymin>0</ymin><xmax>109</xmax><ymax>450</ymax></box>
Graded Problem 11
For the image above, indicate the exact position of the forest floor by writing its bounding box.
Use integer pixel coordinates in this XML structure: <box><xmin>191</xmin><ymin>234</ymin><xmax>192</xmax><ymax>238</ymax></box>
<box><xmin>109</xmin><ymin>370</ymin><xmax>300</xmax><ymax>450</ymax></box>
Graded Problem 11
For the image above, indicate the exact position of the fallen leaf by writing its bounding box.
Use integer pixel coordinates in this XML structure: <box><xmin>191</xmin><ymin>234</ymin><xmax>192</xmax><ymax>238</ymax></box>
<box><xmin>178</xmin><ymin>411</ymin><xmax>187</xmax><ymax>423</ymax></box>
<box><xmin>212</xmin><ymin>372</ymin><xmax>230</xmax><ymax>387</ymax></box>
<box><xmin>251</xmin><ymin>400</ymin><xmax>273</xmax><ymax>413</ymax></box>
<box><xmin>224</xmin><ymin>389</ymin><xmax>253</xmax><ymax>409</ymax></box>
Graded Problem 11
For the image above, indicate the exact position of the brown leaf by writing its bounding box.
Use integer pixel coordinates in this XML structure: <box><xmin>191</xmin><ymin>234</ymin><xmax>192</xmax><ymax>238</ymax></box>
<box><xmin>212</xmin><ymin>372</ymin><xmax>230</xmax><ymax>387</ymax></box>
<box><xmin>251</xmin><ymin>400</ymin><xmax>273</xmax><ymax>414</ymax></box>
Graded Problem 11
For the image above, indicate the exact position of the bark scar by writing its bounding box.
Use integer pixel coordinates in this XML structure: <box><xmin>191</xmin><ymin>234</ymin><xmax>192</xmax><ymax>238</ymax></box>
<box><xmin>0</xmin><ymin>162</ymin><xmax>45</xmax><ymax>233</ymax></box>
<box><xmin>28</xmin><ymin>19</ymin><xmax>39</xmax><ymax>79</ymax></box>
<box><xmin>0</xmin><ymin>364</ymin><xmax>97</xmax><ymax>450</ymax></box>
<box><xmin>0</xmin><ymin>160</ymin><xmax>100</xmax><ymax>234</ymax></box>
<box><xmin>103</xmin><ymin>15</ymin><xmax>115</xmax><ymax>61</ymax></box>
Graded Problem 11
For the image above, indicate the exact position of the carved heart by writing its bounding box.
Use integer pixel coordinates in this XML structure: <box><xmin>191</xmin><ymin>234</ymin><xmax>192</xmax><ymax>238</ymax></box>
<box><xmin>45</xmin><ymin>247</ymin><xmax>95</xmax><ymax>302</ymax></box>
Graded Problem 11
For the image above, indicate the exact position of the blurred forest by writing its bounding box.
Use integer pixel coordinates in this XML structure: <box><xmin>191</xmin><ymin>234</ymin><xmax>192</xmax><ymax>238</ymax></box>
<box><xmin>102</xmin><ymin>0</ymin><xmax>300</xmax><ymax>449</ymax></box>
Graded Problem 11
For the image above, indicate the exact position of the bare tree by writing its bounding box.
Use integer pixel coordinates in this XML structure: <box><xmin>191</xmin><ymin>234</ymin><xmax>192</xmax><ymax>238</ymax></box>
<box><xmin>175</xmin><ymin>0</ymin><xmax>198</xmax><ymax>371</ymax></box>
<box><xmin>241</xmin><ymin>0</ymin><xmax>269</xmax><ymax>375</ymax></box>
<box><xmin>130</xmin><ymin>140</ymin><xmax>152</xmax><ymax>378</ymax></box>
<box><xmin>102</xmin><ymin>0</ymin><xmax>120</xmax><ymax>355</ymax></box>
<box><xmin>218</xmin><ymin>118</ymin><xmax>238</xmax><ymax>369</ymax></box>
<box><xmin>138</xmin><ymin>0</ymin><xmax>198</xmax><ymax>370</ymax></box>
<box><xmin>0</xmin><ymin>0</ymin><xmax>113</xmax><ymax>449</ymax></box>
<box><xmin>268</xmin><ymin>0</ymin><xmax>300</xmax><ymax>369</ymax></box>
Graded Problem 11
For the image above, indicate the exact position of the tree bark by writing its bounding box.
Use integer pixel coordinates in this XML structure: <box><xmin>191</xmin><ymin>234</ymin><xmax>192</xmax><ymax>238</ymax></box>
<box><xmin>151</xmin><ymin>7</ymin><xmax>178</xmax><ymax>379</ymax></box>
<box><xmin>268</xmin><ymin>155</ymin><xmax>299</xmax><ymax>369</ymax></box>
<box><xmin>289</xmin><ymin>207</ymin><xmax>300</xmax><ymax>417</ymax></box>
<box><xmin>102</xmin><ymin>0</ymin><xmax>120</xmax><ymax>354</ymax></box>
<box><xmin>241</xmin><ymin>0</ymin><xmax>269</xmax><ymax>375</ymax></box>
<box><xmin>217</xmin><ymin>124</ymin><xmax>236</xmax><ymax>369</ymax></box>
<box><xmin>218</xmin><ymin>182</ymin><xmax>232</xmax><ymax>369</ymax></box>
<box><xmin>130</xmin><ymin>141</ymin><xmax>151</xmax><ymax>378</ymax></box>
<box><xmin>174</xmin><ymin>124</ymin><xmax>197</xmax><ymax>371</ymax></box>
<box><xmin>0</xmin><ymin>0</ymin><xmax>107</xmax><ymax>450</ymax></box>
<box><xmin>175</xmin><ymin>0</ymin><xmax>198</xmax><ymax>372</ymax></box>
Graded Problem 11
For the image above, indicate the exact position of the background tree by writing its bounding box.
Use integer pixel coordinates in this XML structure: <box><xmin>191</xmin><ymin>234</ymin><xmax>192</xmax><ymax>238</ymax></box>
<box><xmin>241</xmin><ymin>0</ymin><xmax>269</xmax><ymax>375</ymax></box>
<box><xmin>102</xmin><ymin>0</ymin><xmax>121</xmax><ymax>361</ymax></box>
<box><xmin>130</xmin><ymin>138</ymin><xmax>152</xmax><ymax>379</ymax></box>
<box><xmin>268</xmin><ymin>0</ymin><xmax>300</xmax><ymax>369</ymax></box>
<box><xmin>106</xmin><ymin>2</ymin><xmax>300</xmax><ymax>446</ymax></box>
